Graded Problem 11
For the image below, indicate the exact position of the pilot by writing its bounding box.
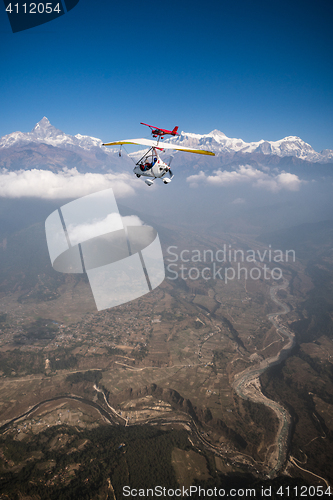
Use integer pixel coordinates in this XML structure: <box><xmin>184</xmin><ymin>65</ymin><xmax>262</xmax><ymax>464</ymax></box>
<box><xmin>144</xmin><ymin>161</ymin><xmax>152</xmax><ymax>171</ymax></box>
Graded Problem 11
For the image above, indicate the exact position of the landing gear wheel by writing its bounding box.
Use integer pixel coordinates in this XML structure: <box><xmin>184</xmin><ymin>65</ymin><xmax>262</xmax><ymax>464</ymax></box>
<box><xmin>136</xmin><ymin>174</ymin><xmax>141</xmax><ymax>178</ymax></box>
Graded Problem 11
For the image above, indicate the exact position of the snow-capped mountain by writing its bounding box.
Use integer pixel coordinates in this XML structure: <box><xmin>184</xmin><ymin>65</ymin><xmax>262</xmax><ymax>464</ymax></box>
<box><xmin>0</xmin><ymin>117</ymin><xmax>131</xmax><ymax>172</ymax></box>
<box><xmin>0</xmin><ymin>117</ymin><xmax>103</xmax><ymax>151</ymax></box>
<box><xmin>0</xmin><ymin>118</ymin><xmax>332</xmax><ymax>173</ymax></box>
<box><xmin>165</xmin><ymin>130</ymin><xmax>333</xmax><ymax>163</ymax></box>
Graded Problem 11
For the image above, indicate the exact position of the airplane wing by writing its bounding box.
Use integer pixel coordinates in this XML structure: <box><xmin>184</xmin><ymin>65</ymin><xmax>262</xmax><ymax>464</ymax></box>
<box><xmin>140</xmin><ymin>123</ymin><xmax>179</xmax><ymax>136</ymax></box>
<box><xmin>140</xmin><ymin>122</ymin><xmax>156</xmax><ymax>129</ymax></box>
<box><xmin>140</xmin><ymin>122</ymin><xmax>166</xmax><ymax>132</ymax></box>
<box><xmin>102</xmin><ymin>138</ymin><xmax>215</xmax><ymax>156</ymax></box>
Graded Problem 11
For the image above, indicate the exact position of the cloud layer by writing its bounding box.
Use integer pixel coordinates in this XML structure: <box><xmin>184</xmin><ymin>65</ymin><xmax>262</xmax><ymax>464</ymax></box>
<box><xmin>0</xmin><ymin>168</ymin><xmax>140</xmax><ymax>199</ymax></box>
<box><xmin>187</xmin><ymin>165</ymin><xmax>304</xmax><ymax>192</ymax></box>
<box><xmin>67</xmin><ymin>214</ymin><xmax>144</xmax><ymax>246</ymax></box>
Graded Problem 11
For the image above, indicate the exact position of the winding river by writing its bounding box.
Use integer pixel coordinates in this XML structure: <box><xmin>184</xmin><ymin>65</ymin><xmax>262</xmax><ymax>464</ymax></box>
<box><xmin>232</xmin><ymin>277</ymin><xmax>295</xmax><ymax>476</ymax></box>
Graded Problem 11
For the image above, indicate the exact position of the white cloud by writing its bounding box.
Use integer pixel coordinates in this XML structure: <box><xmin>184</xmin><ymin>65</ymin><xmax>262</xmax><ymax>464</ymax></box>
<box><xmin>275</xmin><ymin>172</ymin><xmax>303</xmax><ymax>191</ymax></box>
<box><xmin>66</xmin><ymin>213</ymin><xmax>144</xmax><ymax>246</ymax></box>
<box><xmin>0</xmin><ymin>168</ymin><xmax>141</xmax><ymax>199</ymax></box>
<box><xmin>121</xmin><ymin>215</ymin><xmax>144</xmax><ymax>227</ymax></box>
<box><xmin>187</xmin><ymin>165</ymin><xmax>304</xmax><ymax>192</ymax></box>
<box><xmin>231</xmin><ymin>197</ymin><xmax>246</xmax><ymax>205</ymax></box>
<box><xmin>67</xmin><ymin>213</ymin><xmax>123</xmax><ymax>246</ymax></box>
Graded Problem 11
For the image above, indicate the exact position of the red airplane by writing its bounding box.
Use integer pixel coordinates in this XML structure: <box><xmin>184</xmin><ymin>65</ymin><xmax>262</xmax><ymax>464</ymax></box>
<box><xmin>140</xmin><ymin>122</ymin><xmax>179</xmax><ymax>139</ymax></box>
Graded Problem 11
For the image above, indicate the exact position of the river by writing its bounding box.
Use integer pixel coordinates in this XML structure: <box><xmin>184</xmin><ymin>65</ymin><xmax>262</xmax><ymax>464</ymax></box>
<box><xmin>232</xmin><ymin>277</ymin><xmax>295</xmax><ymax>476</ymax></box>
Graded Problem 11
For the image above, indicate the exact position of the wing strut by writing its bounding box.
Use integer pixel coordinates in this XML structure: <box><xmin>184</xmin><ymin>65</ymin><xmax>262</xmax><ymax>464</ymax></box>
<box><xmin>137</xmin><ymin>147</ymin><xmax>154</xmax><ymax>165</ymax></box>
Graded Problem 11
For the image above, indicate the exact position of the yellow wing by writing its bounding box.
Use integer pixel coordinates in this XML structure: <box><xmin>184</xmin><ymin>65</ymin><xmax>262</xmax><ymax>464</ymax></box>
<box><xmin>102</xmin><ymin>138</ymin><xmax>215</xmax><ymax>156</ymax></box>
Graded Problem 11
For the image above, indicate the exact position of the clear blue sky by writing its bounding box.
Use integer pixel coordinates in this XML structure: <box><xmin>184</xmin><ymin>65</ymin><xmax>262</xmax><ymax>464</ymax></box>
<box><xmin>1</xmin><ymin>0</ymin><xmax>332</xmax><ymax>151</ymax></box>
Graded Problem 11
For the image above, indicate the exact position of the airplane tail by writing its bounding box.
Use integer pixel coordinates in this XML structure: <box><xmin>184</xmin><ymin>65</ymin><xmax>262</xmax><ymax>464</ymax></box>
<box><xmin>172</xmin><ymin>126</ymin><xmax>179</xmax><ymax>135</ymax></box>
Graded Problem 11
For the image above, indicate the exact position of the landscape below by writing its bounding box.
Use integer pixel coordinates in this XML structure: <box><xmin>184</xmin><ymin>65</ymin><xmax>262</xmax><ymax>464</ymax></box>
<box><xmin>0</xmin><ymin>198</ymin><xmax>332</xmax><ymax>498</ymax></box>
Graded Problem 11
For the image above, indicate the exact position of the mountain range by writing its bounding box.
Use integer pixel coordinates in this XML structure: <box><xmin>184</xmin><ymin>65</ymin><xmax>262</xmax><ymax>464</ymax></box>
<box><xmin>1</xmin><ymin>117</ymin><xmax>332</xmax><ymax>174</ymax></box>
<box><xmin>165</xmin><ymin>130</ymin><xmax>333</xmax><ymax>163</ymax></box>
<box><xmin>0</xmin><ymin>117</ymin><xmax>126</xmax><ymax>172</ymax></box>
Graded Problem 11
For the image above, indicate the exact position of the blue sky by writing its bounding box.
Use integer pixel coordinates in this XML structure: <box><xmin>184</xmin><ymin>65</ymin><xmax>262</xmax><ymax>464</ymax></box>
<box><xmin>1</xmin><ymin>0</ymin><xmax>332</xmax><ymax>151</ymax></box>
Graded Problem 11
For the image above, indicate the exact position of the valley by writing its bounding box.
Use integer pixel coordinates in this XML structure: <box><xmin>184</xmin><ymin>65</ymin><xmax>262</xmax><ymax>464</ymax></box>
<box><xmin>0</xmin><ymin>217</ymin><xmax>332</xmax><ymax>497</ymax></box>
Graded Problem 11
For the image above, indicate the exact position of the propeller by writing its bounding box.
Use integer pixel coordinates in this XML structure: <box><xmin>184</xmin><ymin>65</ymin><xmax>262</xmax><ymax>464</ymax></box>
<box><xmin>168</xmin><ymin>155</ymin><xmax>174</xmax><ymax>167</ymax></box>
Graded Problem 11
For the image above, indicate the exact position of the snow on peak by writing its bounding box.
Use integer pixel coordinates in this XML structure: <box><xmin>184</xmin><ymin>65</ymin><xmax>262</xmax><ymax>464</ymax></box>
<box><xmin>34</xmin><ymin>116</ymin><xmax>50</xmax><ymax>127</ymax></box>
<box><xmin>209</xmin><ymin>129</ymin><xmax>227</xmax><ymax>138</ymax></box>
<box><xmin>31</xmin><ymin>116</ymin><xmax>63</xmax><ymax>139</ymax></box>
<box><xmin>166</xmin><ymin>130</ymin><xmax>248</xmax><ymax>152</ymax></box>
<box><xmin>283</xmin><ymin>135</ymin><xmax>302</xmax><ymax>141</ymax></box>
<box><xmin>32</xmin><ymin>117</ymin><xmax>52</xmax><ymax>131</ymax></box>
